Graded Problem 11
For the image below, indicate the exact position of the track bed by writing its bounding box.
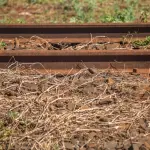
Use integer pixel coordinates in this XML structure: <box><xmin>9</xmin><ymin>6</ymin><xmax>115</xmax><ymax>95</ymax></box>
<box><xmin>0</xmin><ymin>24</ymin><xmax>150</xmax><ymax>150</ymax></box>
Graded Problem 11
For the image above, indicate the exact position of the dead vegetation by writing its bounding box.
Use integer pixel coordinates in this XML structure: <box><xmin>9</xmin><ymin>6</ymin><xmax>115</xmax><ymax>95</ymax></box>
<box><xmin>1</xmin><ymin>35</ymin><xmax>150</xmax><ymax>51</ymax></box>
<box><xmin>0</xmin><ymin>66</ymin><xmax>150</xmax><ymax>150</ymax></box>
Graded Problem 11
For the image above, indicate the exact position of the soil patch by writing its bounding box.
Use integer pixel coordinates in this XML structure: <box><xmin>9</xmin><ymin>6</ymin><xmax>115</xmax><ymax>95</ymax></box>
<box><xmin>0</xmin><ymin>0</ymin><xmax>149</xmax><ymax>23</ymax></box>
<box><xmin>0</xmin><ymin>68</ymin><xmax>150</xmax><ymax>149</ymax></box>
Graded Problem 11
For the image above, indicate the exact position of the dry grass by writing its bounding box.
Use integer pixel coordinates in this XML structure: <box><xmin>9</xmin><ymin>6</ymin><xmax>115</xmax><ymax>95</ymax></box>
<box><xmin>2</xmin><ymin>35</ymin><xmax>150</xmax><ymax>51</ymax></box>
<box><xmin>0</xmin><ymin>66</ymin><xmax>150</xmax><ymax>150</ymax></box>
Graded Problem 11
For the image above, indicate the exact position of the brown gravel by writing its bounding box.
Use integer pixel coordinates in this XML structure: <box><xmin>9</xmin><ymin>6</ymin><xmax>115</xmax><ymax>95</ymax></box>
<box><xmin>0</xmin><ymin>67</ymin><xmax>150</xmax><ymax>150</ymax></box>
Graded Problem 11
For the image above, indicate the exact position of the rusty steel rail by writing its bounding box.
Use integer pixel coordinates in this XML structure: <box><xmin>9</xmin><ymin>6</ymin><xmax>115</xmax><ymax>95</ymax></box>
<box><xmin>0</xmin><ymin>24</ymin><xmax>150</xmax><ymax>74</ymax></box>
<box><xmin>0</xmin><ymin>23</ymin><xmax>150</xmax><ymax>43</ymax></box>
<box><xmin>0</xmin><ymin>50</ymin><xmax>150</xmax><ymax>74</ymax></box>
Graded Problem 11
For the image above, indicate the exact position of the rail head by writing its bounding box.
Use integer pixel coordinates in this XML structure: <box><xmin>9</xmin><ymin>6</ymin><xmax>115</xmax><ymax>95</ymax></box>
<box><xmin>0</xmin><ymin>23</ymin><xmax>150</xmax><ymax>35</ymax></box>
<box><xmin>0</xmin><ymin>50</ymin><xmax>150</xmax><ymax>56</ymax></box>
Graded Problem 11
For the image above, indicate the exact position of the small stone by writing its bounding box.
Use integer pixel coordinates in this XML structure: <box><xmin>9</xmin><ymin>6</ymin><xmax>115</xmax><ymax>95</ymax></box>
<box><xmin>88</xmin><ymin>68</ymin><xmax>97</xmax><ymax>74</ymax></box>
<box><xmin>133</xmin><ymin>68</ymin><xmax>137</xmax><ymax>73</ymax></box>
<box><xmin>67</xmin><ymin>102</ymin><xmax>75</xmax><ymax>111</ymax></box>
<box><xmin>139</xmin><ymin>118</ymin><xmax>147</xmax><ymax>130</ymax></box>
<box><xmin>64</xmin><ymin>142</ymin><xmax>74</xmax><ymax>149</ymax></box>
<box><xmin>105</xmin><ymin>43</ymin><xmax>120</xmax><ymax>50</ymax></box>
<box><xmin>98</xmin><ymin>98</ymin><xmax>112</xmax><ymax>105</ymax></box>
<box><xmin>104</xmin><ymin>141</ymin><xmax>117</xmax><ymax>150</ymax></box>
<box><xmin>71</xmin><ymin>138</ymin><xmax>78</xmax><ymax>145</ymax></box>
<box><xmin>139</xmin><ymin>144</ymin><xmax>147</xmax><ymax>150</ymax></box>
<box><xmin>133</xmin><ymin>144</ymin><xmax>140</xmax><ymax>150</ymax></box>
<box><xmin>88</xmin><ymin>132</ymin><xmax>96</xmax><ymax>139</ymax></box>
<box><xmin>88</xmin><ymin>142</ymin><xmax>97</xmax><ymax>148</ymax></box>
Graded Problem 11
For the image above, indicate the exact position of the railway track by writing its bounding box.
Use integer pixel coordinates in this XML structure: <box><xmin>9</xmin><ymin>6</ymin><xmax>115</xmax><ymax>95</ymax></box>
<box><xmin>0</xmin><ymin>23</ymin><xmax>150</xmax><ymax>75</ymax></box>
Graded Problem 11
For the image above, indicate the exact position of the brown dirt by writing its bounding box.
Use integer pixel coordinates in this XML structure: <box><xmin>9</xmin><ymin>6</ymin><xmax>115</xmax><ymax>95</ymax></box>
<box><xmin>0</xmin><ymin>0</ymin><xmax>149</xmax><ymax>24</ymax></box>
<box><xmin>0</xmin><ymin>67</ymin><xmax>150</xmax><ymax>150</ymax></box>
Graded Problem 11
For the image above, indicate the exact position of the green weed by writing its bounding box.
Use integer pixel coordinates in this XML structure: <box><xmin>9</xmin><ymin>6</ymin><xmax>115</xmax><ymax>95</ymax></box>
<box><xmin>101</xmin><ymin>0</ymin><xmax>138</xmax><ymax>23</ymax></box>
<box><xmin>140</xmin><ymin>8</ymin><xmax>149</xmax><ymax>23</ymax></box>
<box><xmin>0</xmin><ymin>17</ymin><xmax>12</xmax><ymax>24</ymax></box>
<box><xmin>0</xmin><ymin>119</ymin><xmax>12</xmax><ymax>142</ymax></box>
<box><xmin>8</xmin><ymin>111</ymin><xmax>19</xmax><ymax>120</ymax></box>
<box><xmin>0</xmin><ymin>0</ymin><xmax>7</xmax><ymax>6</ymax></box>
<box><xmin>132</xmin><ymin>36</ymin><xmax>150</xmax><ymax>48</ymax></box>
<box><xmin>0</xmin><ymin>41</ymin><xmax>6</xmax><ymax>50</ymax></box>
<box><xmin>0</xmin><ymin>128</ymin><xmax>12</xmax><ymax>141</ymax></box>
<box><xmin>0</xmin><ymin>16</ymin><xmax>26</xmax><ymax>24</ymax></box>
<box><xmin>0</xmin><ymin>120</ymin><xmax>4</xmax><ymax>128</ymax></box>
<box><xmin>69</xmin><ymin>0</ymin><xmax>97</xmax><ymax>23</ymax></box>
<box><xmin>53</xmin><ymin>143</ymin><xmax>60</xmax><ymax>150</ymax></box>
<box><xmin>28</xmin><ymin>0</ymin><xmax>49</xmax><ymax>4</ymax></box>
<box><xmin>0</xmin><ymin>41</ymin><xmax>6</xmax><ymax>47</ymax></box>
<box><xmin>0</xmin><ymin>0</ymin><xmax>149</xmax><ymax>23</ymax></box>
<box><xmin>16</xmin><ymin>18</ymin><xmax>26</xmax><ymax>24</ymax></box>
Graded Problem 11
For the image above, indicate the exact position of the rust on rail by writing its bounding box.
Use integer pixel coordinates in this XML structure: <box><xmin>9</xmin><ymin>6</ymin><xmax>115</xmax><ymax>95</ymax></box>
<box><xmin>0</xmin><ymin>23</ymin><xmax>150</xmax><ymax>43</ymax></box>
<box><xmin>0</xmin><ymin>23</ymin><xmax>150</xmax><ymax>74</ymax></box>
<box><xmin>0</xmin><ymin>49</ymin><xmax>150</xmax><ymax>56</ymax></box>
<box><xmin>0</xmin><ymin>50</ymin><xmax>149</xmax><ymax>74</ymax></box>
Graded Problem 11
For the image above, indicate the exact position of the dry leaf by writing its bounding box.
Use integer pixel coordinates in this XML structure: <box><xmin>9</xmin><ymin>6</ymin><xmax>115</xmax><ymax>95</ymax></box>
<box><xmin>99</xmin><ymin>99</ymin><xmax>112</xmax><ymax>105</ymax></box>
<box><xmin>114</xmin><ymin>124</ymin><xmax>130</xmax><ymax>130</ymax></box>
<box><xmin>14</xmin><ymin>38</ymin><xmax>20</xmax><ymax>49</ymax></box>
<box><xmin>79</xmin><ymin>148</ymin><xmax>86</xmax><ymax>150</ymax></box>
<box><xmin>144</xmin><ymin>142</ymin><xmax>150</xmax><ymax>149</ymax></box>
<box><xmin>19</xmin><ymin>12</ymin><xmax>32</xmax><ymax>16</ymax></box>
<box><xmin>79</xmin><ymin>105</ymin><xmax>89</xmax><ymax>110</ymax></box>
<box><xmin>108</xmin><ymin>77</ymin><xmax>115</xmax><ymax>85</ymax></box>
<box><xmin>144</xmin><ymin>85</ymin><xmax>150</xmax><ymax>92</ymax></box>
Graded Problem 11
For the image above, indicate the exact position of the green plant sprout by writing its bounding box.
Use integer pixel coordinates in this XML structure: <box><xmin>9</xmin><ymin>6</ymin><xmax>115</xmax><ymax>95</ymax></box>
<box><xmin>132</xmin><ymin>36</ymin><xmax>150</xmax><ymax>48</ymax></box>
